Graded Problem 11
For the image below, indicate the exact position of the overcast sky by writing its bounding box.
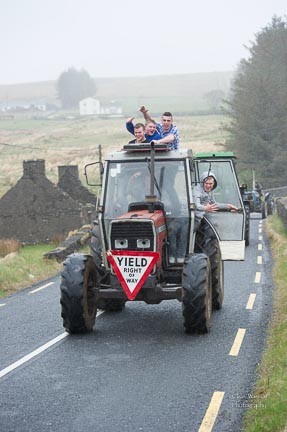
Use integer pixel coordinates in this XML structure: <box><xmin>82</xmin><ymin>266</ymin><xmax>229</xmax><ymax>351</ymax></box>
<box><xmin>0</xmin><ymin>0</ymin><xmax>286</xmax><ymax>85</ymax></box>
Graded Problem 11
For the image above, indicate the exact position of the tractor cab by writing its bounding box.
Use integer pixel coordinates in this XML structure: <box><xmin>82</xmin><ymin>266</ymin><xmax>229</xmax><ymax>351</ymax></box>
<box><xmin>98</xmin><ymin>144</ymin><xmax>194</xmax><ymax>269</ymax></box>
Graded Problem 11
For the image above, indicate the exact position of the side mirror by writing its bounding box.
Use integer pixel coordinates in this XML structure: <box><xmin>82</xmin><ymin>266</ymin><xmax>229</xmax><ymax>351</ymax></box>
<box><xmin>84</xmin><ymin>162</ymin><xmax>103</xmax><ymax>186</ymax></box>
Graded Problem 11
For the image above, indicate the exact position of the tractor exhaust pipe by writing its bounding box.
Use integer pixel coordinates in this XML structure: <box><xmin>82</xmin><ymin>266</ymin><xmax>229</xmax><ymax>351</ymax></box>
<box><xmin>145</xmin><ymin>141</ymin><xmax>157</xmax><ymax>205</ymax></box>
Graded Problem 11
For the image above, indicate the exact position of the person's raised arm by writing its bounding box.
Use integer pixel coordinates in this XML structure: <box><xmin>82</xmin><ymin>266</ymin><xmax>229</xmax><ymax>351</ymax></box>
<box><xmin>126</xmin><ymin>117</ymin><xmax>135</xmax><ymax>135</ymax></box>
<box><xmin>139</xmin><ymin>106</ymin><xmax>153</xmax><ymax>122</ymax></box>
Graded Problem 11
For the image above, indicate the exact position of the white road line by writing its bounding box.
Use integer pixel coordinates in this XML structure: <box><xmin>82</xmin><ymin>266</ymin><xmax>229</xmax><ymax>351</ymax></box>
<box><xmin>255</xmin><ymin>272</ymin><xmax>261</xmax><ymax>283</ymax></box>
<box><xmin>259</xmin><ymin>228</ymin><xmax>262</xmax><ymax>234</ymax></box>
<box><xmin>246</xmin><ymin>294</ymin><xmax>256</xmax><ymax>310</ymax></box>
<box><xmin>229</xmin><ymin>328</ymin><xmax>246</xmax><ymax>357</ymax></box>
<box><xmin>0</xmin><ymin>303</ymin><xmax>6</xmax><ymax>307</ymax></box>
<box><xmin>198</xmin><ymin>391</ymin><xmax>225</xmax><ymax>432</ymax></box>
<box><xmin>258</xmin><ymin>244</ymin><xmax>263</xmax><ymax>251</ymax></box>
<box><xmin>258</xmin><ymin>235</ymin><xmax>262</xmax><ymax>241</ymax></box>
<box><xmin>0</xmin><ymin>310</ymin><xmax>105</xmax><ymax>379</ymax></box>
<box><xmin>28</xmin><ymin>282</ymin><xmax>54</xmax><ymax>294</ymax></box>
<box><xmin>0</xmin><ymin>332</ymin><xmax>68</xmax><ymax>379</ymax></box>
<box><xmin>257</xmin><ymin>256</ymin><xmax>262</xmax><ymax>265</ymax></box>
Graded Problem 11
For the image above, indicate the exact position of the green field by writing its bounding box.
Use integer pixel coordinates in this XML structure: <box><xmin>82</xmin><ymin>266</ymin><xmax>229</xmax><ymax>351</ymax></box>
<box><xmin>0</xmin><ymin>114</ymin><xmax>229</xmax><ymax>198</ymax></box>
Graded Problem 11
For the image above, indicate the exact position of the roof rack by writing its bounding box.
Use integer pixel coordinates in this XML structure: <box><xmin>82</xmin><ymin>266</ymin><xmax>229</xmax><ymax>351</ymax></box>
<box><xmin>122</xmin><ymin>143</ymin><xmax>171</xmax><ymax>152</ymax></box>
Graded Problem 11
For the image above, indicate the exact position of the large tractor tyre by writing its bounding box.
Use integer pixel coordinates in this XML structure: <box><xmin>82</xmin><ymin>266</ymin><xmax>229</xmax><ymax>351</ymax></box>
<box><xmin>244</xmin><ymin>204</ymin><xmax>250</xmax><ymax>247</ymax></box>
<box><xmin>60</xmin><ymin>254</ymin><xmax>97</xmax><ymax>334</ymax></box>
<box><xmin>182</xmin><ymin>253</ymin><xmax>212</xmax><ymax>334</ymax></box>
<box><xmin>267</xmin><ymin>202</ymin><xmax>273</xmax><ymax>216</ymax></box>
<box><xmin>261</xmin><ymin>203</ymin><xmax>266</xmax><ymax>219</ymax></box>
<box><xmin>90</xmin><ymin>224</ymin><xmax>104</xmax><ymax>273</ymax></box>
<box><xmin>195</xmin><ymin>220</ymin><xmax>224</xmax><ymax>310</ymax></box>
<box><xmin>97</xmin><ymin>299</ymin><xmax>126</xmax><ymax>312</ymax></box>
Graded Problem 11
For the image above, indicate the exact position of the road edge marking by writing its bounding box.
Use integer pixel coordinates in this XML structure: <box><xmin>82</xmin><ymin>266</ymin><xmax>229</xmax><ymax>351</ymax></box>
<box><xmin>229</xmin><ymin>328</ymin><xmax>246</xmax><ymax>357</ymax></box>
<box><xmin>255</xmin><ymin>272</ymin><xmax>261</xmax><ymax>283</ymax></box>
<box><xmin>198</xmin><ymin>391</ymin><xmax>225</xmax><ymax>432</ymax></box>
<box><xmin>29</xmin><ymin>282</ymin><xmax>54</xmax><ymax>294</ymax></box>
<box><xmin>0</xmin><ymin>332</ymin><xmax>68</xmax><ymax>379</ymax></box>
<box><xmin>246</xmin><ymin>293</ymin><xmax>256</xmax><ymax>310</ymax></box>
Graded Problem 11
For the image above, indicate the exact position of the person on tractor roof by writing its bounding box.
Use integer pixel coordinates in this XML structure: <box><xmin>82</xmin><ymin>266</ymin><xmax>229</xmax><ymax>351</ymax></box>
<box><xmin>139</xmin><ymin>106</ymin><xmax>179</xmax><ymax>150</ymax></box>
<box><xmin>126</xmin><ymin>117</ymin><xmax>162</xmax><ymax>142</ymax></box>
<box><xmin>128</xmin><ymin>123</ymin><xmax>149</xmax><ymax>144</ymax></box>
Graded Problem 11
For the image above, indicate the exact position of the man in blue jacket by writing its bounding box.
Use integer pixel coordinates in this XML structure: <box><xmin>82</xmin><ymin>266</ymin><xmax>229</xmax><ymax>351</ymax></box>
<box><xmin>139</xmin><ymin>106</ymin><xmax>179</xmax><ymax>150</ymax></box>
<box><xmin>126</xmin><ymin>117</ymin><xmax>162</xmax><ymax>142</ymax></box>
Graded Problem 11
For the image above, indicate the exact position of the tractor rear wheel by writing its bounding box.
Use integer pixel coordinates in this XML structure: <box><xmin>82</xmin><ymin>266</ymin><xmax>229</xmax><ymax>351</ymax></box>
<box><xmin>244</xmin><ymin>204</ymin><xmax>250</xmax><ymax>246</ymax></box>
<box><xmin>261</xmin><ymin>202</ymin><xmax>267</xmax><ymax>219</ymax></box>
<box><xmin>182</xmin><ymin>253</ymin><xmax>212</xmax><ymax>334</ymax></box>
<box><xmin>60</xmin><ymin>254</ymin><xmax>97</xmax><ymax>333</ymax></box>
<box><xmin>195</xmin><ymin>220</ymin><xmax>224</xmax><ymax>310</ymax></box>
<box><xmin>90</xmin><ymin>223</ymin><xmax>104</xmax><ymax>273</ymax></box>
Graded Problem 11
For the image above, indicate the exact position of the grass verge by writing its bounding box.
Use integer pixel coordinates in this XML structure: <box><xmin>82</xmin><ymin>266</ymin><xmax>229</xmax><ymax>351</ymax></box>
<box><xmin>243</xmin><ymin>215</ymin><xmax>287</xmax><ymax>432</ymax></box>
<box><xmin>0</xmin><ymin>244</ymin><xmax>62</xmax><ymax>298</ymax></box>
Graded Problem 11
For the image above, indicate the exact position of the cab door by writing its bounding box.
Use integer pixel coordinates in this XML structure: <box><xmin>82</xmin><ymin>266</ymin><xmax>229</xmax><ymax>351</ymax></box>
<box><xmin>194</xmin><ymin>158</ymin><xmax>246</xmax><ymax>260</ymax></box>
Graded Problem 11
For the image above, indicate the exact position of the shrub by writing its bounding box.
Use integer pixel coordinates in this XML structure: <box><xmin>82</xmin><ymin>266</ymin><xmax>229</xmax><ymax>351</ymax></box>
<box><xmin>0</xmin><ymin>239</ymin><xmax>21</xmax><ymax>257</ymax></box>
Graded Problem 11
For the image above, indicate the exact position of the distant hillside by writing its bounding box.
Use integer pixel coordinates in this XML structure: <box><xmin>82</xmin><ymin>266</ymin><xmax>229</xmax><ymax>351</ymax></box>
<box><xmin>0</xmin><ymin>71</ymin><xmax>234</xmax><ymax>114</ymax></box>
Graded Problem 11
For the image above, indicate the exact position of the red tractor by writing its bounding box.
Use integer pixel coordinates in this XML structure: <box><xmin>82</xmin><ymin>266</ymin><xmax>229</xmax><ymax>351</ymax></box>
<box><xmin>60</xmin><ymin>144</ymin><xmax>246</xmax><ymax>334</ymax></box>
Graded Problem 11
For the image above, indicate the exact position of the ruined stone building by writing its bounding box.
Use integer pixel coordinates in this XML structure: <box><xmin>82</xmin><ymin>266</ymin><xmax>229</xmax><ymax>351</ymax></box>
<box><xmin>0</xmin><ymin>160</ymin><xmax>97</xmax><ymax>244</ymax></box>
<box><xmin>57</xmin><ymin>165</ymin><xmax>97</xmax><ymax>206</ymax></box>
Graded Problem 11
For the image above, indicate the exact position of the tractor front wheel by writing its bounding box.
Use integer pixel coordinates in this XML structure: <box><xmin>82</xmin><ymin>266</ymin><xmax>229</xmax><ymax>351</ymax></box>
<box><xmin>60</xmin><ymin>254</ymin><xmax>97</xmax><ymax>333</ymax></box>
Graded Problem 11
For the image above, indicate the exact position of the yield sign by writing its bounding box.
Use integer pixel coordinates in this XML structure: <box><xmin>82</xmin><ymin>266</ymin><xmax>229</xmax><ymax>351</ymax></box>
<box><xmin>107</xmin><ymin>250</ymin><xmax>160</xmax><ymax>300</ymax></box>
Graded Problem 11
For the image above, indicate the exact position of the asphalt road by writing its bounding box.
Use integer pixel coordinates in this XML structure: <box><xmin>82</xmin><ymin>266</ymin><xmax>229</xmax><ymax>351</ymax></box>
<box><xmin>0</xmin><ymin>215</ymin><xmax>273</xmax><ymax>432</ymax></box>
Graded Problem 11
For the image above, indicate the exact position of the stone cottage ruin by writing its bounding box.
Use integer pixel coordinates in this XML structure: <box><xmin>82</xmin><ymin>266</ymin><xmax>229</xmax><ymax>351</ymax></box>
<box><xmin>0</xmin><ymin>159</ymin><xmax>97</xmax><ymax>244</ymax></box>
<box><xmin>57</xmin><ymin>165</ymin><xmax>97</xmax><ymax>206</ymax></box>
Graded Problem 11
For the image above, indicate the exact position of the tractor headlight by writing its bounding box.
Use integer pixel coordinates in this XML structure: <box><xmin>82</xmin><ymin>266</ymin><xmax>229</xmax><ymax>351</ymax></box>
<box><xmin>115</xmin><ymin>239</ymin><xmax>128</xmax><ymax>249</ymax></box>
<box><xmin>137</xmin><ymin>239</ymin><xmax>150</xmax><ymax>249</ymax></box>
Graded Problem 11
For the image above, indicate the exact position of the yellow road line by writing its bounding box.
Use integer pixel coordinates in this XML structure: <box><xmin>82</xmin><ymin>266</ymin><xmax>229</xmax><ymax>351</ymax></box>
<box><xmin>258</xmin><ymin>244</ymin><xmax>263</xmax><ymax>251</ymax></box>
<box><xmin>229</xmin><ymin>328</ymin><xmax>246</xmax><ymax>357</ymax></box>
<box><xmin>257</xmin><ymin>256</ymin><xmax>262</xmax><ymax>265</ymax></box>
<box><xmin>198</xmin><ymin>391</ymin><xmax>225</xmax><ymax>432</ymax></box>
<box><xmin>246</xmin><ymin>294</ymin><xmax>256</xmax><ymax>310</ymax></box>
<box><xmin>255</xmin><ymin>272</ymin><xmax>261</xmax><ymax>283</ymax></box>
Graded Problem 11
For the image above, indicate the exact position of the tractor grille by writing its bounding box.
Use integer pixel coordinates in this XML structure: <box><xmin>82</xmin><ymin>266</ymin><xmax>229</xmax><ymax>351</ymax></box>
<box><xmin>110</xmin><ymin>221</ymin><xmax>154</xmax><ymax>251</ymax></box>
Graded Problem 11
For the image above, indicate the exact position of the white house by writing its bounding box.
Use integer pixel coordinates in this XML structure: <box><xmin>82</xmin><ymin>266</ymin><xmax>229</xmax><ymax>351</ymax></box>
<box><xmin>79</xmin><ymin>97</ymin><xmax>100</xmax><ymax>116</ymax></box>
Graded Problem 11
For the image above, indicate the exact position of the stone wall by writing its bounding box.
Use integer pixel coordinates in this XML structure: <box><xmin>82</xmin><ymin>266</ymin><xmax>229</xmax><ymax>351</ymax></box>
<box><xmin>0</xmin><ymin>160</ymin><xmax>89</xmax><ymax>244</ymax></box>
<box><xmin>263</xmin><ymin>186</ymin><xmax>287</xmax><ymax>198</ymax></box>
<box><xmin>276</xmin><ymin>197</ymin><xmax>287</xmax><ymax>229</ymax></box>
